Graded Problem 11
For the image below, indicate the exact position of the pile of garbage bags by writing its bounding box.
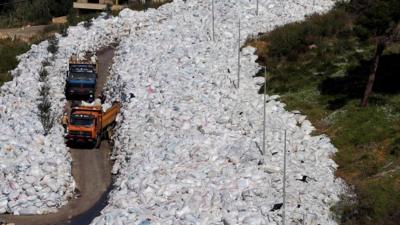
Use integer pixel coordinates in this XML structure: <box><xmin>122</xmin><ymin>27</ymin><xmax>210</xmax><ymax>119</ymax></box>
<box><xmin>93</xmin><ymin>0</ymin><xmax>344</xmax><ymax>225</ymax></box>
<box><xmin>1</xmin><ymin>0</ymin><xmax>345</xmax><ymax>224</ymax></box>
<box><xmin>0</xmin><ymin>14</ymin><xmax>120</xmax><ymax>214</ymax></box>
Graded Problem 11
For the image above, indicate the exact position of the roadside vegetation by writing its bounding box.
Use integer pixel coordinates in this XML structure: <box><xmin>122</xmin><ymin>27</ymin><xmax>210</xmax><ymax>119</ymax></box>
<box><xmin>248</xmin><ymin>0</ymin><xmax>400</xmax><ymax>224</ymax></box>
<box><xmin>0</xmin><ymin>39</ymin><xmax>29</xmax><ymax>86</ymax></box>
<box><xmin>0</xmin><ymin>0</ymin><xmax>172</xmax><ymax>28</ymax></box>
<box><xmin>0</xmin><ymin>31</ymin><xmax>62</xmax><ymax>87</ymax></box>
<box><xmin>0</xmin><ymin>0</ymin><xmax>73</xmax><ymax>28</ymax></box>
<box><xmin>128</xmin><ymin>0</ymin><xmax>172</xmax><ymax>11</ymax></box>
<box><xmin>38</xmin><ymin>66</ymin><xmax>55</xmax><ymax>135</ymax></box>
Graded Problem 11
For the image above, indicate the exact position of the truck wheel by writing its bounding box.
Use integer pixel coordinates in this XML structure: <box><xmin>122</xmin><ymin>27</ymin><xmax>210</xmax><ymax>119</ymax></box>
<box><xmin>105</xmin><ymin>127</ymin><xmax>114</xmax><ymax>140</ymax></box>
<box><xmin>95</xmin><ymin>135</ymin><xmax>101</xmax><ymax>149</ymax></box>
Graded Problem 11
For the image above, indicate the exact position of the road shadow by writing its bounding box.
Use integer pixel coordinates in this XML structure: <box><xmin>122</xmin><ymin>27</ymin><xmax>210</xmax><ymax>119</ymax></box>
<box><xmin>66</xmin><ymin>141</ymin><xmax>96</xmax><ymax>149</ymax></box>
<box><xmin>319</xmin><ymin>53</ymin><xmax>400</xmax><ymax>110</ymax></box>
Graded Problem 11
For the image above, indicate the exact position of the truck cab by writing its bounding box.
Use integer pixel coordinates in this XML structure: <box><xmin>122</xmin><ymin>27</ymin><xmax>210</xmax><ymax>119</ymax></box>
<box><xmin>65</xmin><ymin>55</ymin><xmax>98</xmax><ymax>101</ymax></box>
<box><xmin>66</xmin><ymin>102</ymin><xmax>120</xmax><ymax>148</ymax></box>
<box><xmin>67</xmin><ymin>105</ymin><xmax>102</xmax><ymax>147</ymax></box>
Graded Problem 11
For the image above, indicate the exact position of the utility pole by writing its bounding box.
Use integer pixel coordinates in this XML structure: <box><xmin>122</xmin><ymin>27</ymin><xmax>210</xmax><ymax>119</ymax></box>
<box><xmin>256</xmin><ymin>0</ymin><xmax>259</xmax><ymax>16</ymax></box>
<box><xmin>262</xmin><ymin>67</ymin><xmax>267</xmax><ymax>155</ymax></box>
<box><xmin>237</xmin><ymin>18</ymin><xmax>241</xmax><ymax>88</ymax></box>
<box><xmin>212</xmin><ymin>0</ymin><xmax>215</xmax><ymax>41</ymax></box>
<box><xmin>282</xmin><ymin>129</ymin><xmax>287</xmax><ymax>225</ymax></box>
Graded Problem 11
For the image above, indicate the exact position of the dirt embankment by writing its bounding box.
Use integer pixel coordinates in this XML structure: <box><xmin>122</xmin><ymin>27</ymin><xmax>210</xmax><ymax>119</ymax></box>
<box><xmin>0</xmin><ymin>47</ymin><xmax>115</xmax><ymax>225</ymax></box>
<box><xmin>0</xmin><ymin>25</ymin><xmax>58</xmax><ymax>42</ymax></box>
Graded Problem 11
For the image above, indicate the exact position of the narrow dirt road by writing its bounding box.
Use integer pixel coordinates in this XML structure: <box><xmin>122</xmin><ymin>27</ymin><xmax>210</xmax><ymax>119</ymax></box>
<box><xmin>0</xmin><ymin>47</ymin><xmax>115</xmax><ymax>225</ymax></box>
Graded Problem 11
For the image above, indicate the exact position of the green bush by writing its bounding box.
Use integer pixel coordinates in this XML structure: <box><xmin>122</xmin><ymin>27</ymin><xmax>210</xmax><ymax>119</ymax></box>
<box><xmin>350</xmin><ymin>0</ymin><xmax>400</xmax><ymax>39</ymax></box>
<box><xmin>266</xmin><ymin>7</ymin><xmax>351</xmax><ymax>60</ymax></box>
<box><xmin>48</xmin><ymin>0</ymin><xmax>73</xmax><ymax>17</ymax></box>
<box><xmin>83</xmin><ymin>19</ymin><xmax>93</xmax><ymax>30</ymax></box>
<box><xmin>333</xmin><ymin>105</ymin><xmax>393</xmax><ymax>148</ymax></box>
<box><xmin>0</xmin><ymin>0</ymin><xmax>73</xmax><ymax>28</ymax></box>
<box><xmin>129</xmin><ymin>0</ymin><xmax>173</xmax><ymax>11</ymax></box>
<box><xmin>39</xmin><ymin>68</ymin><xmax>49</xmax><ymax>83</ymax></box>
<box><xmin>0</xmin><ymin>73</ymin><xmax>12</xmax><ymax>86</ymax></box>
<box><xmin>13</xmin><ymin>0</ymin><xmax>52</xmax><ymax>25</ymax></box>
<box><xmin>38</xmin><ymin>76</ymin><xmax>54</xmax><ymax>135</ymax></box>
<box><xmin>47</xmin><ymin>36</ymin><xmax>59</xmax><ymax>55</ymax></box>
<box><xmin>389</xmin><ymin>138</ymin><xmax>400</xmax><ymax>157</ymax></box>
<box><xmin>356</xmin><ymin>176</ymin><xmax>400</xmax><ymax>224</ymax></box>
<box><xmin>39</xmin><ymin>84</ymin><xmax>50</xmax><ymax>97</ymax></box>
<box><xmin>37</xmin><ymin>94</ymin><xmax>55</xmax><ymax>135</ymax></box>
<box><xmin>104</xmin><ymin>3</ymin><xmax>113</xmax><ymax>19</ymax></box>
<box><xmin>0</xmin><ymin>40</ymin><xmax>28</xmax><ymax>70</ymax></box>
<box><xmin>67</xmin><ymin>8</ymin><xmax>78</xmax><ymax>26</ymax></box>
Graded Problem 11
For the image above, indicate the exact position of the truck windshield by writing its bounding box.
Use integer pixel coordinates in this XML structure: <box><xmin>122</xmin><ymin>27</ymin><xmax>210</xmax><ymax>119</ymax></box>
<box><xmin>71</xmin><ymin>115</ymin><xmax>94</xmax><ymax>126</ymax></box>
<box><xmin>70</xmin><ymin>64</ymin><xmax>95</xmax><ymax>73</ymax></box>
<box><xmin>69</xmin><ymin>72</ymin><xmax>96</xmax><ymax>80</ymax></box>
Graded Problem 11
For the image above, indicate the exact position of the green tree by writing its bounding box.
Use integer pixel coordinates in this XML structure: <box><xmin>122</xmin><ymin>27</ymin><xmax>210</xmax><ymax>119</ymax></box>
<box><xmin>5</xmin><ymin>0</ymin><xmax>72</xmax><ymax>26</ymax></box>
<box><xmin>67</xmin><ymin>8</ymin><xmax>78</xmax><ymax>26</ymax></box>
<box><xmin>31</xmin><ymin>0</ymin><xmax>52</xmax><ymax>24</ymax></box>
<box><xmin>13</xmin><ymin>0</ymin><xmax>52</xmax><ymax>25</ymax></box>
<box><xmin>349</xmin><ymin>0</ymin><xmax>400</xmax><ymax>106</ymax></box>
<box><xmin>48</xmin><ymin>0</ymin><xmax>73</xmax><ymax>17</ymax></box>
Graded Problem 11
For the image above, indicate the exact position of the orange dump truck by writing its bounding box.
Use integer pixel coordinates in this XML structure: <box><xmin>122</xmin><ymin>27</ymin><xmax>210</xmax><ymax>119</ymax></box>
<box><xmin>66</xmin><ymin>101</ymin><xmax>120</xmax><ymax>147</ymax></box>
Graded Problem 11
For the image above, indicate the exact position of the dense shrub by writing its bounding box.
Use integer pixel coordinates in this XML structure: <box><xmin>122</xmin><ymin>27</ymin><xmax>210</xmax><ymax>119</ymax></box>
<box><xmin>389</xmin><ymin>138</ymin><xmax>400</xmax><ymax>157</ymax></box>
<box><xmin>266</xmin><ymin>7</ymin><xmax>351</xmax><ymax>60</ymax></box>
<box><xmin>0</xmin><ymin>0</ymin><xmax>73</xmax><ymax>28</ymax></box>
<box><xmin>83</xmin><ymin>19</ymin><xmax>93</xmax><ymax>30</ymax></box>
<box><xmin>37</xmin><ymin>67</ymin><xmax>54</xmax><ymax>135</ymax></box>
<box><xmin>38</xmin><ymin>95</ymin><xmax>55</xmax><ymax>135</ymax></box>
<box><xmin>0</xmin><ymin>39</ymin><xmax>29</xmax><ymax>73</ymax></box>
<box><xmin>47</xmin><ymin>36</ymin><xmax>59</xmax><ymax>55</ymax></box>
<box><xmin>48</xmin><ymin>0</ymin><xmax>73</xmax><ymax>17</ymax></box>
<box><xmin>129</xmin><ymin>0</ymin><xmax>173</xmax><ymax>11</ymax></box>
<box><xmin>13</xmin><ymin>0</ymin><xmax>52</xmax><ymax>25</ymax></box>
<box><xmin>104</xmin><ymin>3</ymin><xmax>113</xmax><ymax>19</ymax></box>
<box><xmin>0</xmin><ymin>39</ymin><xmax>29</xmax><ymax>86</ymax></box>
<box><xmin>349</xmin><ymin>0</ymin><xmax>400</xmax><ymax>39</ymax></box>
<box><xmin>39</xmin><ymin>68</ymin><xmax>49</xmax><ymax>83</ymax></box>
<box><xmin>0</xmin><ymin>72</ymin><xmax>12</xmax><ymax>86</ymax></box>
<box><xmin>67</xmin><ymin>8</ymin><xmax>78</xmax><ymax>26</ymax></box>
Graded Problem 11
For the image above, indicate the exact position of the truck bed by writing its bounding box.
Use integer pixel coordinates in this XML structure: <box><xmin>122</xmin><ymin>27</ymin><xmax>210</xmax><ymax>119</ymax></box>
<box><xmin>101</xmin><ymin>103</ymin><xmax>120</xmax><ymax>129</ymax></box>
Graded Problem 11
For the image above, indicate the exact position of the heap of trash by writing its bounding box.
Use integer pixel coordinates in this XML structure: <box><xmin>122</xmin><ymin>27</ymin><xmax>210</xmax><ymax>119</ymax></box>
<box><xmin>93</xmin><ymin>0</ymin><xmax>344</xmax><ymax>224</ymax></box>
<box><xmin>0</xmin><ymin>0</ymin><xmax>345</xmax><ymax>224</ymax></box>
<box><xmin>0</xmin><ymin>15</ymin><xmax>120</xmax><ymax>214</ymax></box>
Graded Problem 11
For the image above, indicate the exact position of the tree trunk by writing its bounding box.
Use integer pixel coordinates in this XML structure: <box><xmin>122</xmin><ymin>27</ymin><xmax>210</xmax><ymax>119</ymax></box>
<box><xmin>361</xmin><ymin>39</ymin><xmax>386</xmax><ymax>107</ymax></box>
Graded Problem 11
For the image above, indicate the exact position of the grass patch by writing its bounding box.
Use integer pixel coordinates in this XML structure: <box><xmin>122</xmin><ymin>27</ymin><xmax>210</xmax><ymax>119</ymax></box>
<box><xmin>249</xmin><ymin>2</ymin><xmax>400</xmax><ymax>224</ymax></box>
<box><xmin>0</xmin><ymin>72</ymin><xmax>12</xmax><ymax>86</ymax></box>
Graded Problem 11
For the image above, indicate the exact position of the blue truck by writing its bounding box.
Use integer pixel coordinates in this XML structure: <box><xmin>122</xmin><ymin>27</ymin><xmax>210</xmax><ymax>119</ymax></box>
<box><xmin>65</xmin><ymin>54</ymin><xmax>98</xmax><ymax>101</ymax></box>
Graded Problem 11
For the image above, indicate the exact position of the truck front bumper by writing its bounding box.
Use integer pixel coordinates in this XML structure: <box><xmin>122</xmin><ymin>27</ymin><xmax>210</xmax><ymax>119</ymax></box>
<box><xmin>65</xmin><ymin>135</ymin><xmax>96</xmax><ymax>144</ymax></box>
